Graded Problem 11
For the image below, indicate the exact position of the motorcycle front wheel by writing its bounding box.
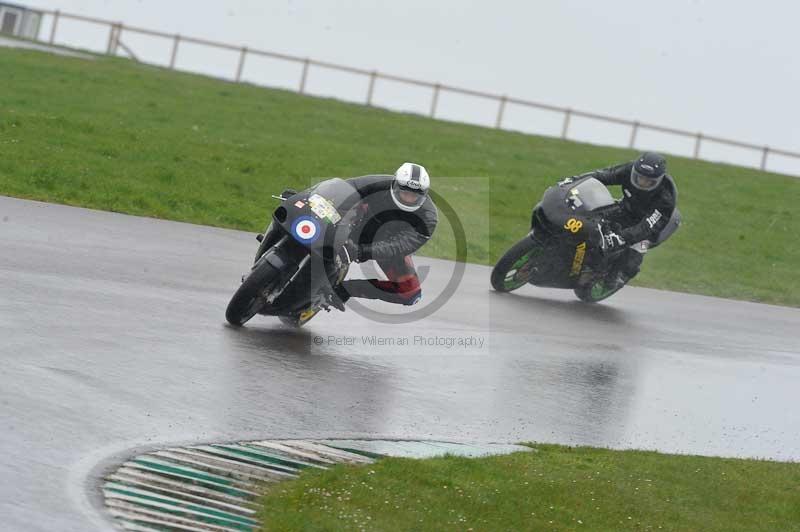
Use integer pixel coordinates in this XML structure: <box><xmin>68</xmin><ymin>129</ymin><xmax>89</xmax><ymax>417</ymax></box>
<box><xmin>225</xmin><ymin>257</ymin><xmax>281</xmax><ymax>326</ymax></box>
<box><xmin>490</xmin><ymin>236</ymin><xmax>545</xmax><ymax>293</ymax></box>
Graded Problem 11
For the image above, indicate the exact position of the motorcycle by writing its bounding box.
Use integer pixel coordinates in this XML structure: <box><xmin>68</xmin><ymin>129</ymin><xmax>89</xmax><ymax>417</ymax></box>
<box><xmin>490</xmin><ymin>176</ymin><xmax>680</xmax><ymax>302</ymax></box>
<box><xmin>225</xmin><ymin>178</ymin><xmax>362</xmax><ymax>327</ymax></box>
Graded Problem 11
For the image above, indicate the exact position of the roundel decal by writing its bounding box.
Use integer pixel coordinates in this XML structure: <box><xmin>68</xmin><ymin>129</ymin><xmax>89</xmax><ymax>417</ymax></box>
<box><xmin>291</xmin><ymin>216</ymin><xmax>321</xmax><ymax>244</ymax></box>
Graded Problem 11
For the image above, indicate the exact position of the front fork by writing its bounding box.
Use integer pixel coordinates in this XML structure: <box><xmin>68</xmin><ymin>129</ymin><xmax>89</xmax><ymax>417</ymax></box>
<box><xmin>255</xmin><ymin>238</ymin><xmax>346</xmax><ymax>312</ymax></box>
<box><xmin>266</xmin><ymin>252</ymin><xmax>310</xmax><ymax>305</ymax></box>
<box><xmin>250</xmin><ymin>235</ymin><xmax>303</xmax><ymax>305</ymax></box>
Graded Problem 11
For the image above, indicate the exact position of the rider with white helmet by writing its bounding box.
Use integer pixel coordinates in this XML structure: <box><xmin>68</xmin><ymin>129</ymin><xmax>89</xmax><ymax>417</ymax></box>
<box><xmin>334</xmin><ymin>162</ymin><xmax>438</xmax><ymax>307</ymax></box>
<box><xmin>391</xmin><ymin>162</ymin><xmax>431</xmax><ymax>212</ymax></box>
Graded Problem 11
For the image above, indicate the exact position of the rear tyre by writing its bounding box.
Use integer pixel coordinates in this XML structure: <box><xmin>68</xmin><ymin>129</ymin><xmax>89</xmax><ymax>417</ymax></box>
<box><xmin>226</xmin><ymin>259</ymin><xmax>281</xmax><ymax>326</ymax></box>
<box><xmin>491</xmin><ymin>236</ymin><xmax>545</xmax><ymax>293</ymax></box>
<box><xmin>574</xmin><ymin>277</ymin><xmax>625</xmax><ymax>303</ymax></box>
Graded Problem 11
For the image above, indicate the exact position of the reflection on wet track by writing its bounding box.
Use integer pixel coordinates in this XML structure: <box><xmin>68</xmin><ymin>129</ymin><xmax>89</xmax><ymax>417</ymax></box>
<box><xmin>1</xmin><ymin>196</ymin><xmax>799</xmax><ymax>531</ymax></box>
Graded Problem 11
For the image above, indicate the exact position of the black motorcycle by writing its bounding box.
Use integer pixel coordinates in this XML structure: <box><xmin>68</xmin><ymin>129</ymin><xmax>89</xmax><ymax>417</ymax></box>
<box><xmin>225</xmin><ymin>178</ymin><xmax>361</xmax><ymax>327</ymax></box>
<box><xmin>490</xmin><ymin>176</ymin><xmax>680</xmax><ymax>302</ymax></box>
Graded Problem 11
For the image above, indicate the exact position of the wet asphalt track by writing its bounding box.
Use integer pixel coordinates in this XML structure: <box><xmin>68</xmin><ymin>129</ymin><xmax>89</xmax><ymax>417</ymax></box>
<box><xmin>1</xmin><ymin>195</ymin><xmax>799</xmax><ymax>531</ymax></box>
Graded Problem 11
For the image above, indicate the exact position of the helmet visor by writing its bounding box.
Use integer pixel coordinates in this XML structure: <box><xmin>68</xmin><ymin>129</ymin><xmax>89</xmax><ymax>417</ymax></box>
<box><xmin>391</xmin><ymin>181</ymin><xmax>426</xmax><ymax>211</ymax></box>
<box><xmin>630</xmin><ymin>168</ymin><xmax>663</xmax><ymax>191</ymax></box>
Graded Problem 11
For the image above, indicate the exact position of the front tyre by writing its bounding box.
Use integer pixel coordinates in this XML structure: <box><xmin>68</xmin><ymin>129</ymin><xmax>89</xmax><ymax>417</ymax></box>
<box><xmin>491</xmin><ymin>236</ymin><xmax>544</xmax><ymax>292</ymax></box>
<box><xmin>226</xmin><ymin>259</ymin><xmax>281</xmax><ymax>326</ymax></box>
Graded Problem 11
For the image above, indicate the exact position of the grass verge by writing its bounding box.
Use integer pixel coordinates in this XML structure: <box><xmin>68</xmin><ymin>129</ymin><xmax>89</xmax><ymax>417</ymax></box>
<box><xmin>1</xmin><ymin>48</ymin><xmax>798</xmax><ymax>305</ymax></box>
<box><xmin>257</xmin><ymin>444</ymin><xmax>800</xmax><ymax>531</ymax></box>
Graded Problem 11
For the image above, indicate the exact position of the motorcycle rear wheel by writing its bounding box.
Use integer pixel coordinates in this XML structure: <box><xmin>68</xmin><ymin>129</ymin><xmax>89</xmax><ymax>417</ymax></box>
<box><xmin>574</xmin><ymin>277</ymin><xmax>625</xmax><ymax>303</ymax></box>
<box><xmin>491</xmin><ymin>236</ymin><xmax>545</xmax><ymax>293</ymax></box>
<box><xmin>226</xmin><ymin>258</ymin><xmax>281</xmax><ymax>326</ymax></box>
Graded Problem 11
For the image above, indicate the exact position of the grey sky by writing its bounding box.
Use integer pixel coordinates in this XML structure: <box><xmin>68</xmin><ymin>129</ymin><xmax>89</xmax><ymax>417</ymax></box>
<box><xmin>23</xmin><ymin>0</ymin><xmax>800</xmax><ymax>174</ymax></box>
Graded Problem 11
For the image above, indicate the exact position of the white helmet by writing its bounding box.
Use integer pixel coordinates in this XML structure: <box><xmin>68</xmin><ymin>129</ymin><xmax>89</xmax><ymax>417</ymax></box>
<box><xmin>391</xmin><ymin>162</ymin><xmax>430</xmax><ymax>212</ymax></box>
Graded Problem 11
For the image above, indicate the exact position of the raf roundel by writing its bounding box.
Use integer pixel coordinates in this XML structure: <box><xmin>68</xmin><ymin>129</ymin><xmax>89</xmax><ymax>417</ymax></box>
<box><xmin>291</xmin><ymin>216</ymin><xmax>321</xmax><ymax>244</ymax></box>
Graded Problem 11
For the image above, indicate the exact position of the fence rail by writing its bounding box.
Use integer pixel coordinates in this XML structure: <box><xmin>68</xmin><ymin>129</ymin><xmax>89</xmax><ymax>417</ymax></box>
<box><xmin>33</xmin><ymin>8</ymin><xmax>800</xmax><ymax>173</ymax></box>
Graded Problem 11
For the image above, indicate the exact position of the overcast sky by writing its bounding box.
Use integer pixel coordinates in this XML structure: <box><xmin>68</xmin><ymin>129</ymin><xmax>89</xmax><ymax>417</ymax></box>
<box><xmin>21</xmin><ymin>0</ymin><xmax>800</xmax><ymax>175</ymax></box>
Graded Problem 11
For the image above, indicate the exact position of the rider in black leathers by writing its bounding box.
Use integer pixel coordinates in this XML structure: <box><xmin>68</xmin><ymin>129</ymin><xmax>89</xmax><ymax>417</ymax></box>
<box><xmin>566</xmin><ymin>152</ymin><xmax>678</xmax><ymax>284</ymax></box>
<box><xmin>334</xmin><ymin>162</ymin><xmax>438</xmax><ymax>306</ymax></box>
<box><xmin>257</xmin><ymin>163</ymin><xmax>436</xmax><ymax>310</ymax></box>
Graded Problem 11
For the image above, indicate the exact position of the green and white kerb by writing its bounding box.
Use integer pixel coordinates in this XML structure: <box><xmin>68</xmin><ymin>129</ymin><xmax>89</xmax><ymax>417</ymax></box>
<box><xmin>102</xmin><ymin>439</ymin><xmax>529</xmax><ymax>531</ymax></box>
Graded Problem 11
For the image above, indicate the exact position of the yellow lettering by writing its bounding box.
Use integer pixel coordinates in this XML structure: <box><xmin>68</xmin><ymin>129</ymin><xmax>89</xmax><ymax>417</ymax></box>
<box><xmin>570</xmin><ymin>242</ymin><xmax>587</xmax><ymax>276</ymax></box>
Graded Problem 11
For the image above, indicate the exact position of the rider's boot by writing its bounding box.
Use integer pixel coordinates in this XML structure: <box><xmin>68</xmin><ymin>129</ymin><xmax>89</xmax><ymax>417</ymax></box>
<box><xmin>328</xmin><ymin>283</ymin><xmax>350</xmax><ymax>312</ymax></box>
<box><xmin>609</xmin><ymin>248</ymin><xmax>644</xmax><ymax>288</ymax></box>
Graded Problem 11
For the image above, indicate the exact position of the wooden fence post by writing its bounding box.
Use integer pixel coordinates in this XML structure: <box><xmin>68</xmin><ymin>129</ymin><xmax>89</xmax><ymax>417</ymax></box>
<box><xmin>429</xmin><ymin>84</ymin><xmax>440</xmax><ymax>118</ymax></box>
<box><xmin>299</xmin><ymin>59</ymin><xmax>310</xmax><ymax>93</ymax></box>
<box><xmin>628</xmin><ymin>121</ymin><xmax>639</xmax><ymax>148</ymax></box>
<box><xmin>366</xmin><ymin>71</ymin><xmax>377</xmax><ymax>106</ymax></box>
<box><xmin>105</xmin><ymin>23</ymin><xmax>116</xmax><ymax>55</ymax></box>
<box><xmin>235</xmin><ymin>47</ymin><xmax>247</xmax><ymax>82</ymax></box>
<box><xmin>561</xmin><ymin>109</ymin><xmax>572</xmax><ymax>139</ymax></box>
<box><xmin>760</xmin><ymin>146</ymin><xmax>770</xmax><ymax>171</ymax></box>
<box><xmin>112</xmin><ymin>23</ymin><xmax>123</xmax><ymax>55</ymax></box>
<box><xmin>169</xmin><ymin>34</ymin><xmax>180</xmax><ymax>69</ymax></box>
<box><xmin>49</xmin><ymin>10</ymin><xmax>59</xmax><ymax>44</ymax></box>
<box><xmin>495</xmin><ymin>96</ymin><xmax>507</xmax><ymax>129</ymax></box>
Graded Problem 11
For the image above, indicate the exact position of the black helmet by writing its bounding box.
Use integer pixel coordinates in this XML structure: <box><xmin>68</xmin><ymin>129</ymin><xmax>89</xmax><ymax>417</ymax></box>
<box><xmin>630</xmin><ymin>152</ymin><xmax>667</xmax><ymax>191</ymax></box>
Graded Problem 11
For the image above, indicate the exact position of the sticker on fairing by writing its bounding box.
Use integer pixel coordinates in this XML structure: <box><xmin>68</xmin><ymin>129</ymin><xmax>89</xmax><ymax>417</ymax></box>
<box><xmin>308</xmin><ymin>194</ymin><xmax>342</xmax><ymax>224</ymax></box>
<box><xmin>292</xmin><ymin>216</ymin><xmax>321</xmax><ymax>244</ymax></box>
<box><xmin>570</xmin><ymin>241</ymin><xmax>587</xmax><ymax>276</ymax></box>
<box><xmin>294</xmin><ymin>200</ymin><xmax>306</xmax><ymax>209</ymax></box>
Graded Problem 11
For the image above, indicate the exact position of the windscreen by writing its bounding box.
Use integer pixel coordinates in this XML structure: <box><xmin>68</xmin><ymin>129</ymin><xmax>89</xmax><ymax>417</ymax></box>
<box><xmin>309</xmin><ymin>178</ymin><xmax>360</xmax><ymax>212</ymax></box>
<box><xmin>569</xmin><ymin>178</ymin><xmax>615</xmax><ymax>212</ymax></box>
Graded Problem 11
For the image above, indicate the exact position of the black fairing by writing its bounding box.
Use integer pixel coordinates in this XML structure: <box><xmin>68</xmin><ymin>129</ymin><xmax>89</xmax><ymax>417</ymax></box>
<box><xmin>272</xmin><ymin>178</ymin><xmax>361</xmax><ymax>256</ymax></box>
<box><xmin>526</xmin><ymin>177</ymin><xmax>618</xmax><ymax>288</ymax></box>
<box><xmin>259</xmin><ymin>178</ymin><xmax>362</xmax><ymax>315</ymax></box>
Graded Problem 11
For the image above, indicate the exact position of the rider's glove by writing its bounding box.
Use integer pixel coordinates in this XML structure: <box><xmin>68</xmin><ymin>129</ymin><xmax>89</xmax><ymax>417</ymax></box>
<box><xmin>338</xmin><ymin>239</ymin><xmax>360</xmax><ymax>264</ymax></box>
<box><xmin>557</xmin><ymin>176</ymin><xmax>575</xmax><ymax>187</ymax></box>
<box><xmin>595</xmin><ymin>223</ymin><xmax>627</xmax><ymax>254</ymax></box>
<box><xmin>281</xmin><ymin>188</ymin><xmax>298</xmax><ymax>199</ymax></box>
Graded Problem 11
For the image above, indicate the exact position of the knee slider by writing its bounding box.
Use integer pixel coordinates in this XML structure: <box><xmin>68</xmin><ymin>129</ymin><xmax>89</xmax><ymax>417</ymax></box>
<box><xmin>403</xmin><ymin>290</ymin><xmax>422</xmax><ymax>306</ymax></box>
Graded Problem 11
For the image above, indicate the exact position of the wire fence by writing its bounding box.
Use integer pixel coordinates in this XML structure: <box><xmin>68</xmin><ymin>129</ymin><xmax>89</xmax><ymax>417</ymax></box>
<box><xmin>28</xmin><ymin>8</ymin><xmax>800</xmax><ymax>175</ymax></box>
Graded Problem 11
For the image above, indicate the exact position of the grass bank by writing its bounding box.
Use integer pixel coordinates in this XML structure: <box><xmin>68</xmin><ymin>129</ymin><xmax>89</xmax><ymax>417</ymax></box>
<box><xmin>257</xmin><ymin>444</ymin><xmax>800</xmax><ymax>531</ymax></box>
<box><xmin>1</xmin><ymin>48</ymin><xmax>798</xmax><ymax>305</ymax></box>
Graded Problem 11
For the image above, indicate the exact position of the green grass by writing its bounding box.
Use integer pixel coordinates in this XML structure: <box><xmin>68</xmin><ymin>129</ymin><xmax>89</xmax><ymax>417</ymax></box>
<box><xmin>258</xmin><ymin>444</ymin><xmax>800</xmax><ymax>531</ymax></box>
<box><xmin>1</xmin><ymin>48</ymin><xmax>798</xmax><ymax>305</ymax></box>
